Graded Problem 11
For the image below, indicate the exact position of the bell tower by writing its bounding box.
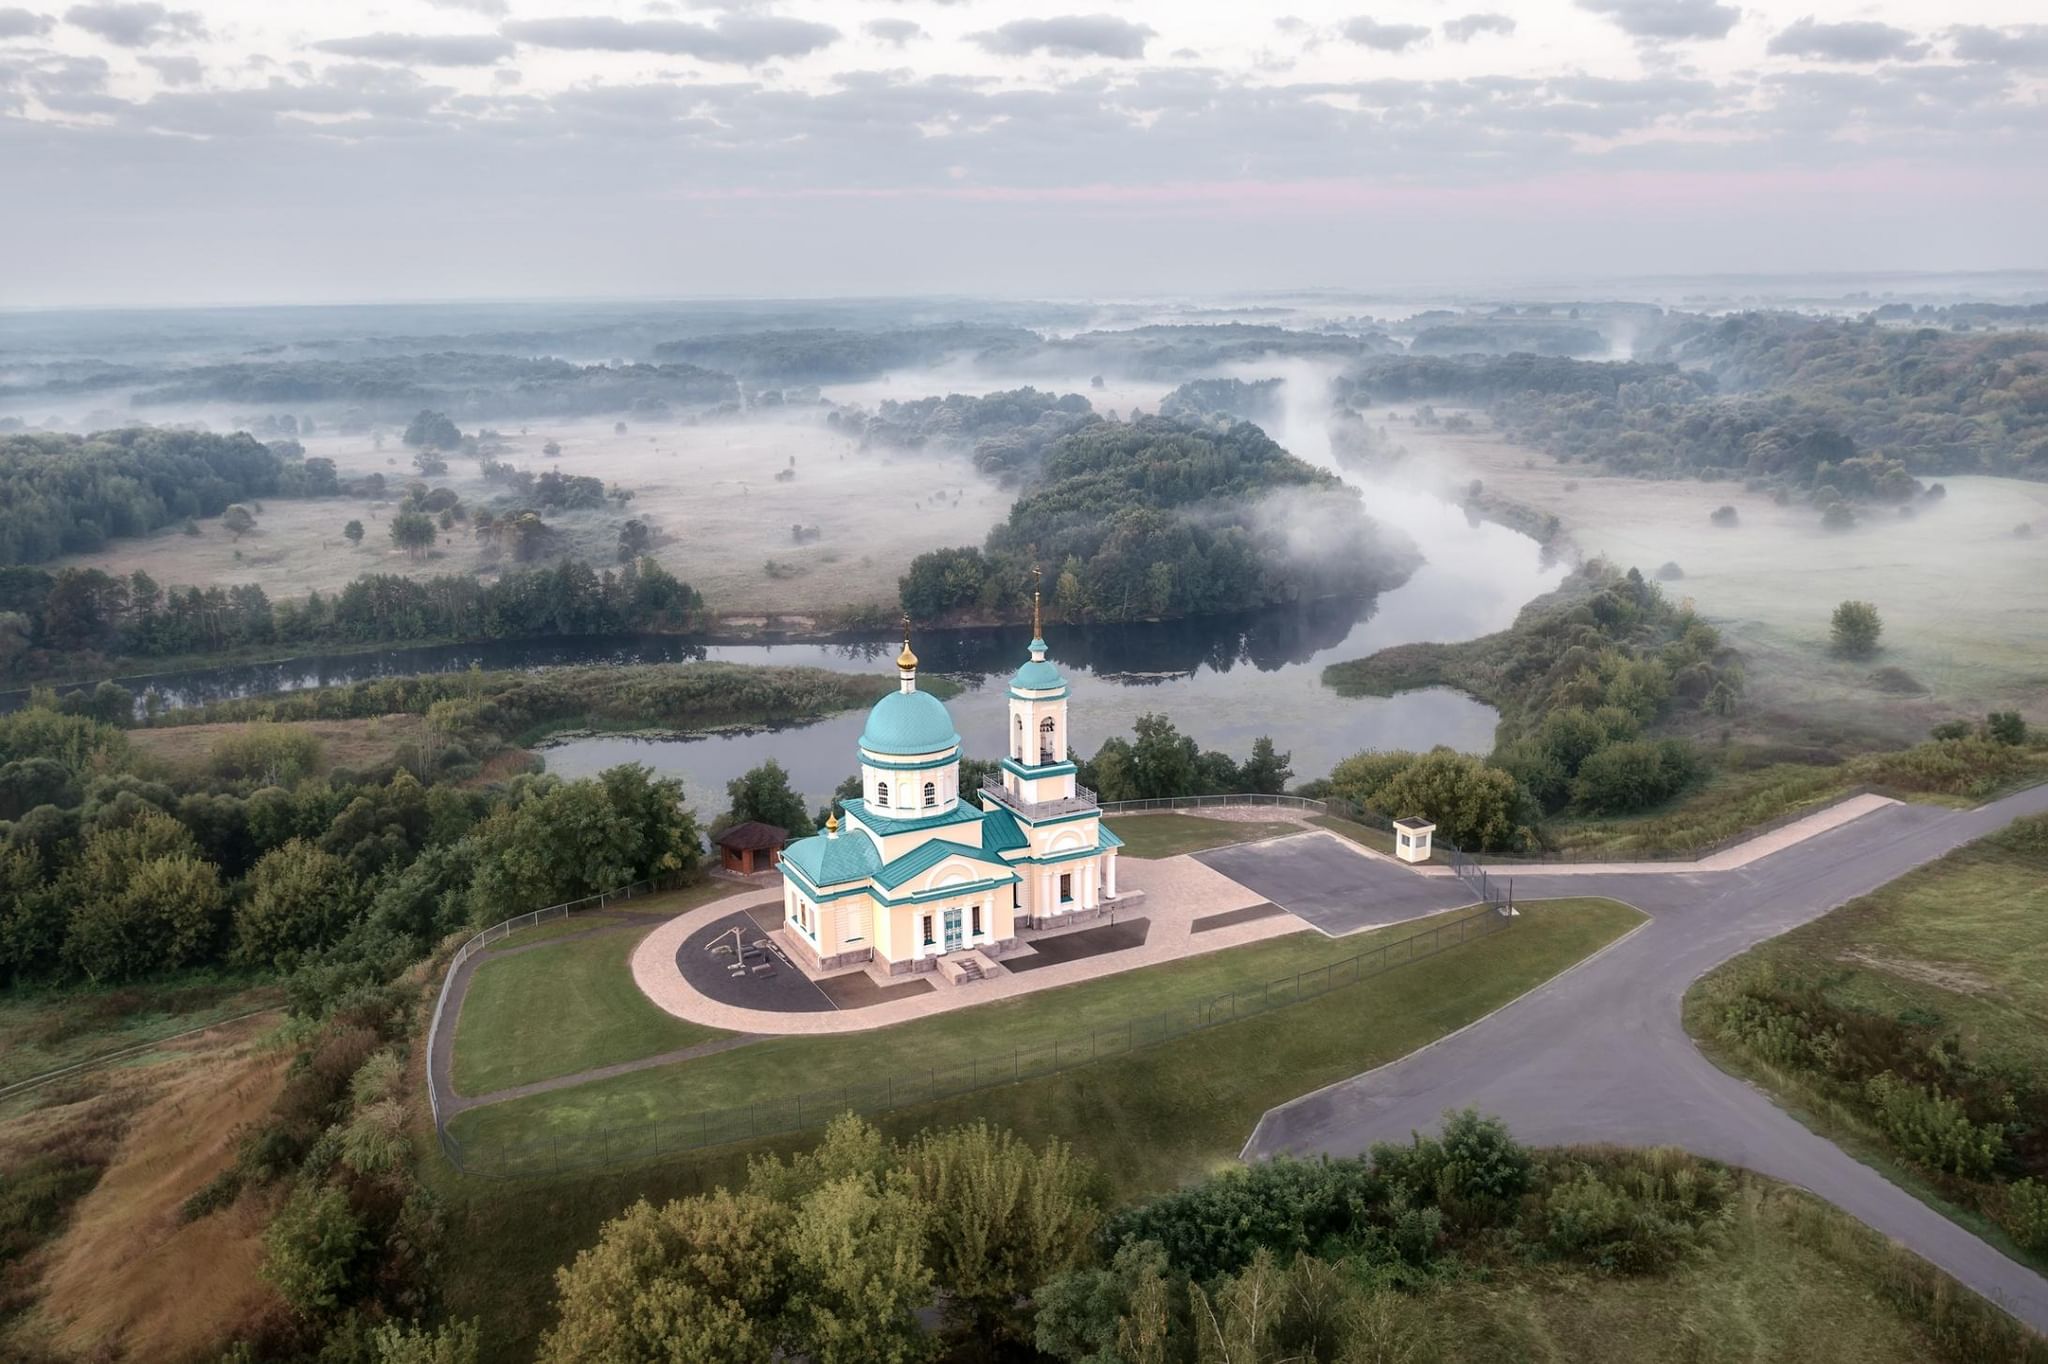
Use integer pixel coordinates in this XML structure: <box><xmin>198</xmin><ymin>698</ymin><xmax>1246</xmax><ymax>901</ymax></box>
<box><xmin>1002</xmin><ymin>571</ymin><xmax>1076</xmax><ymax>806</ymax></box>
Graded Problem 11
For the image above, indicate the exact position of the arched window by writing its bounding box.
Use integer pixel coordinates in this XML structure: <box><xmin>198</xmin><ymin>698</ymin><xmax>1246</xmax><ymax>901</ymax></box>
<box><xmin>1039</xmin><ymin>715</ymin><xmax>1056</xmax><ymax>762</ymax></box>
<box><xmin>923</xmin><ymin>781</ymin><xmax>937</xmax><ymax>807</ymax></box>
<box><xmin>875</xmin><ymin>782</ymin><xmax>889</xmax><ymax>807</ymax></box>
<box><xmin>1013</xmin><ymin>715</ymin><xmax>1023</xmax><ymax>760</ymax></box>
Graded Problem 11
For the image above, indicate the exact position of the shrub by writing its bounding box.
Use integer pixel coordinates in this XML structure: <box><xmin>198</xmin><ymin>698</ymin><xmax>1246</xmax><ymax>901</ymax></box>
<box><xmin>1655</xmin><ymin>561</ymin><xmax>1684</xmax><ymax>580</ymax></box>
<box><xmin>1710</xmin><ymin>505</ymin><xmax>1738</xmax><ymax>526</ymax></box>
<box><xmin>262</xmin><ymin>1182</ymin><xmax>365</xmax><ymax>1316</ymax></box>
<box><xmin>1570</xmin><ymin>738</ymin><xmax>1697</xmax><ymax>814</ymax></box>
<box><xmin>1859</xmin><ymin>737</ymin><xmax>2029</xmax><ymax>798</ymax></box>
<box><xmin>370</xmin><ymin>1319</ymin><xmax>482</xmax><ymax>1364</ymax></box>
<box><xmin>1538</xmin><ymin>1148</ymin><xmax>1731</xmax><ymax>1273</ymax></box>
<box><xmin>1863</xmin><ymin>1073</ymin><xmax>2004</xmax><ymax>1179</ymax></box>
<box><xmin>1999</xmin><ymin>1179</ymin><xmax>2048</xmax><ymax>1253</ymax></box>
<box><xmin>1105</xmin><ymin>1156</ymin><xmax>1381</xmax><ymax>1282</ymax></box>
<box><xmin>1930</xmin><ymin>719</ymin><xmax>1974</xmax><ymax>741</ymax></box>
<box><xmin>210</xmin><ymin>723</ymin><xmax>324</xmax><ymax>785</ymax></box>
<box><xmin>1988</xmin><ymin>813</ymin><xmax>2048</xmax><ymax>857</ymax></box>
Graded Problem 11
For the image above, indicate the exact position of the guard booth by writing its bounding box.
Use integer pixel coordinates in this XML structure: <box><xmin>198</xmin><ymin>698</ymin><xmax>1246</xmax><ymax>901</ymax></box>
<box><xmin>1393</xmin><ymin>816</ymin><xmax>1436</xmax><ymax>864</ymax></box>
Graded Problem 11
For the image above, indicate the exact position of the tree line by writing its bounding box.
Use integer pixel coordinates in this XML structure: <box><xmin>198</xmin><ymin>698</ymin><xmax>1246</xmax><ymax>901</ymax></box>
<box><xmin>0</xmin><ymin>556</ymin><xmax>702</xmax><ymax>678</ymax></box>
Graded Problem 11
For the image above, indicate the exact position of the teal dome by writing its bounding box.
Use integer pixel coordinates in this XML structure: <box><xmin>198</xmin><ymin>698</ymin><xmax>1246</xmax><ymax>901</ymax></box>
<box><xmin>860</xmin><ymin>689</ymin><xmax>961</xmax><ymax>756</ymax></box>
<box><xmin>1011</xmin><ymin>658</ymin><xmax>1066</xmax><ymax>690</ymax></box>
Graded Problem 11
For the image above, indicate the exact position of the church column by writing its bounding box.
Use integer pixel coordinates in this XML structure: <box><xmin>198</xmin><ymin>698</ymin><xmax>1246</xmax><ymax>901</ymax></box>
<box><xmin>1105</xmin><ymin>851</ymin><xmax>1118</xmax><ymax>899</ymax></box>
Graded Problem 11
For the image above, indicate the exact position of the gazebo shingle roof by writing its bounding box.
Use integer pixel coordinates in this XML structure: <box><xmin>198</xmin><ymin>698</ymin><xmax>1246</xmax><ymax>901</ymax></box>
<box><xmin>714</xmin><ymin>820</ymin><xmax>789</xmax><ymax>851</ymax></box>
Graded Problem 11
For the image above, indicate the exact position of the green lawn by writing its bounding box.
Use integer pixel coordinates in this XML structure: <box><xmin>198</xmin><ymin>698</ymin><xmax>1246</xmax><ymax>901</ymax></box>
<box><xmin>488</xmin><ymin>880</ymin><xmax>741</xmax><ymax>951</ymax></box>
<box><xmin>450</xmin><ymin>898</ymin><xmax>1643</xmax><ymax>1183</ymax></box>
<box><xmin>1105</xmin><ymin>812</ymin><xmax>1302</xmax><ymax>859</ymax></box>
<box><xmin>452</xmin><ymin>923</ymin><xmax>734</xmax><ymax>1097</ymax></box>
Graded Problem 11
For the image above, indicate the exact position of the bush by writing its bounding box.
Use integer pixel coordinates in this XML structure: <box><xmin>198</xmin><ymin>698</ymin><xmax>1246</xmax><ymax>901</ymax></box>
<box><xmin>262</xmin><ymin>1182</ymin><xmax>365</xmax><ymax>1316</ymax></box>
<box><xmin>1863</xmin><ymin>1073</ymin><xmax>2003</xmax><ymax>1179</ymax></box>
<box><xmin>1999</xmin><ymin>1179</ymin><xmax>2048</xmax><ymax>1253</ymax></box>
<box><xmin>1105</xmin><ymin>1156</ymin><xmax>1382</xmax><ymax>1283</ymax></box>
<box><xmin>1570</xmin><ymin>738</ymin><xmax>1697</xmax><ymax>814</ymax></box>
<box><xmin>1538</xmin><ymin>1148</ymin><xmax>1731</xmax><ymax>1273</ymax></box>
<box><xmin>209</xmin><ymin>723</ymin><xmax>324</xmax><ymax>785</ymax></box>
<box><xmin>1859</xmin><ymin>737</ymin><xmax>2029</xmax><ymax>798</ymax></box>
<box><xmin>1710</xmin><ymin>505</ymin><xmax>1738</xmax><ymax>526</ymax></box>
<box><xmin>1988</xmin><ymin>813</ymin><xmax>2048</xmax><ymax>856</ymax></box>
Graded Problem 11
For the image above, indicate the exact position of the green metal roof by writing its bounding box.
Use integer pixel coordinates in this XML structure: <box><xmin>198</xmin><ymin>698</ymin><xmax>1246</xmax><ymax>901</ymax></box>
<box><xmin>875</xmin><ymin>838</ymin><xmax>1018</xmax><ymax>890</ymax></box>
<box><xmin>780</xmin><ymin>828</ymin><xmax>882</xmax><ymax>888</ymax></box>
<box><xmin>859</xmin><ymin>688</ymin><xmax>961</xmax><ymax>756</ymax></box>
<box><xmin>1011</xmin><ymin>657</ymin><xmax>1066</xmax><ymax>690</ymax></box>
<box><xmin>842</xmin><ymin>798</ymin><xmax>984</xmax><ymax>838</ymax></box>
<box><xmin>979</xmin><ymin>802</ymin><xmax>1030</xmax><ymax>853</ymax></box>
<box><xmin>1098</xmin><ymin>824</ymin><xmax>1124</xmax><ymax>851</ymax></box>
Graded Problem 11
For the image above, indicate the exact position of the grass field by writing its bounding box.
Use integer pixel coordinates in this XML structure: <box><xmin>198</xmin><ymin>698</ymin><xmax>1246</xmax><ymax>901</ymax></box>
<box><xmin>126</xmin><ymin>713</ymin><xmax>428</xmax><ymax>777</ymax></box>
<box><xmin>1686</xmin><ymin>817</ymin><xmax>2048</xmax><ymax>1266</ymax></box>
<box><xmin>453</xmin><ymin>921</ymin><xmax>735</xmax><ymax>1098</ymax></box>
<box><xmin>1103</xmin><ymin>811</ymin><xmax>1302</xmax><ymax>859</ymax></box>
<box><xmin>448</xmin><ymin>898</ymin><xmax>1641</xmax><ymax>1168</ymax></box>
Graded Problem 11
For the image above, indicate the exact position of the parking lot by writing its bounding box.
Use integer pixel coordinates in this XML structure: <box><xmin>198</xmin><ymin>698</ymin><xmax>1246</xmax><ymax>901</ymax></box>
<box><xmin>1194</xmin><ymin>832</ymin><xmax>1475</xmax><ymax>936</ymax></box>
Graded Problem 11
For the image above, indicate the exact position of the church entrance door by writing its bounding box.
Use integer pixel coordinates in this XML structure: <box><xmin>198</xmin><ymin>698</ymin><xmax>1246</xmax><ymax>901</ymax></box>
<box><xmin>943</xmin><ymin>908</ymin><xmax>964</xmax><ymax>953</ymax></box>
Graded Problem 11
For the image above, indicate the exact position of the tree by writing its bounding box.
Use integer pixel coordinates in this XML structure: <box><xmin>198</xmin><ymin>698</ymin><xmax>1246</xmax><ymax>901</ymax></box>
<box><xmin>403</xmin><ymin>409</ymin><xmax>461</xmax><ymax>450</ymax></box>
<box><xmin>389</xmin><ymin>511</ymin><xmax>438</xmax><ymax>559</ymax></box>
<box><xmin>413</xmin><ymin>450</ymin><xmax>449</xmax><ymax>477</ymax></box>
<box><xmin>543</xmin><ymin>440</ymin><xmax>563</xmax><ymax>457</ymax></box>
<box><xmin>781</xmin><ymin>1176</ymin><xmax>935</xmax><ymax>1364</ymax></box>
<box><xmin>897</xmin><ymin>1122</ymin><xmax>1099</xmax><ymax>1345</ymax></box>
<box><xmin>721</xmin><ymin>760</ymin><xmax>815</xmax><ymax>837</ymax></box>
<box><xmin>1830</xmin><ymin>600</ymin><xmax>1883</xmax><ymax>657</ymax></box>
<box><xmin>222</xmin><ymin>504</ymin><xmax>256</xmax><ymax>540</ymax></box>
<box><xmin>617</xmin><ymin>519</ymin><xmax>653</xmax><ymax>563</ymax></box>
<box><xmin>1985</xmin><ymin>711</ymin><xmax>2028</xmax><ymax>746</ymax></box>
<box><xmin>370</xmin><ymin>1319</ymin><xmax>482</xmax><ymax>1364</ymax></box>
<box><xmin>1239</xmin><ymin>736</ymin><xmax>1293</xmax><ymax>795</ymax></box>
<box><xmin>541</xmin><ymin>1193</ymin><xmax>793</xmax><ymax>1364</ymax></box>
<box><xmin>234</xmin><ymin>839</ymin><xmax>360</xmax><ymax>971</ymax></box>
<box><xmin>1570</xmin><ymin>739</ymin><xmax>1695</xmax><ymax>814</ymax></box>
<box><xmin>343</xmin><ymin>519</ymin><xmax>365</xmax><ymax>547</ymax></box>
<box><xmin>1366</xmin><ymin>748</ymin><xmax>1523</xmax><ymax>852</ymax></box>
<box><xmin>59</xmin><ymin>810</ymin><xmax>224</xmax><ymax>981</ymax></box>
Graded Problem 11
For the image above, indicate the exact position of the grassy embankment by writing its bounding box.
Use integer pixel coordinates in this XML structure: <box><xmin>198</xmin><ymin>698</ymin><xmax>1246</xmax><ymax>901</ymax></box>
<box><xmin>451</xmin><ymin>883</ymin><xmax>739</xmax><ymax>1097</ymax></box>
<box><xmin>1687</xmin><ymin>814</ymin><xmax>2048</xmax><ymax>1268</ymax></box>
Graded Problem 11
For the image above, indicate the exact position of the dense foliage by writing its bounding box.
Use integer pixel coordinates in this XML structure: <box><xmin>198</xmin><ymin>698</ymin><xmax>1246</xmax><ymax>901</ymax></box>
<box><xmin>0</xmin><ymin>427</ymin><xmax>314</xmax><ymax>564</ymax></box>
<box><xmin>1075</xmin><ymin>714</ymin><xmax>1292</xmax><ymax>804</ymax></box>
<box><xmin>899</xmin><ymin>416</ymin><xmax>1417</xmax><ymax>624</ymax></box>
<box><xmin>0</xmin><ymin>557</ymin><xmax>701</xmax><ymax>677</ymax></box>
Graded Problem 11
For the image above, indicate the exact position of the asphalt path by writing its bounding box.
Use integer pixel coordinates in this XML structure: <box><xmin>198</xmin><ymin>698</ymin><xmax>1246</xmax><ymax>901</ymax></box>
<box><xmin>1194</xmin><ymin>831</ymin><xmax>1475</xmax><ymax>935</ymax></box>
<box><xmin>1245</xmin><ymin>784</ymin><xmax>2048</xmax><ymax>1333</ymax></box>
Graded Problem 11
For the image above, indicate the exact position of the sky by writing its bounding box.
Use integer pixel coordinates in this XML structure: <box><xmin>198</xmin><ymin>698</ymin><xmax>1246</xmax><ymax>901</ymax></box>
<box><xmin>0</xmin><ymin>0</ymin><xmax>2044</xmax><ymax>307</ymax></box>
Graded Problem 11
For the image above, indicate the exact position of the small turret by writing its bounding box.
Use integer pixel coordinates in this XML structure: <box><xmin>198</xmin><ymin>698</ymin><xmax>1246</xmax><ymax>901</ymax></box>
<box><xmin>896</xmin><ymin>615</ymin><xmax>918</xmax><ymax>693</ymax></box>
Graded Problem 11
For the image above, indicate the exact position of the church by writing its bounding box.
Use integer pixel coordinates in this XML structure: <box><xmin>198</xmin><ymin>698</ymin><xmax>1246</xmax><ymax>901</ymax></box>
<box><xmin>776</xmin><ymin>609</ymin><xmax>1123</xmax><ymax>976</ymax></box>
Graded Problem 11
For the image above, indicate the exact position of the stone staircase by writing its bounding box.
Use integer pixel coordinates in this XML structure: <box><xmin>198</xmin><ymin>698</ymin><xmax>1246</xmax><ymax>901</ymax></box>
<box><xmin>938</xmin><ymin>951</ymin><xmax>997</xmax><ymax>985</ymax></box>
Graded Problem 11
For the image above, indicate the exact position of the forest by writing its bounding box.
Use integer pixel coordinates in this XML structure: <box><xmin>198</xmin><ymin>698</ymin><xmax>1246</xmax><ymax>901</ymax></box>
<box><xmin>897</xmin><ymin>416</ymin><xmax>1418</xmax><ymax>624</ymax></box>
<box><xmin>652</xmin><ymin>324</ymin><xmax>1038</xmax><ymax>383</ymax></box>
<box><xmin>0</xmin><ymin>428</ymin><xmax>305</xmax><ymax>564</ymax></box>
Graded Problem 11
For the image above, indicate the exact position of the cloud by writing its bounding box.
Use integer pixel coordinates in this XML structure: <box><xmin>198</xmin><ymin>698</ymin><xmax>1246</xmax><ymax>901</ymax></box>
<box><xmin>63</xmin><ymin>2</ymin><xmax>203</xmax><ymax>47</ymax></box>
<box><xmin>1442</xmin><ymin>13</ymin><xmax>1514</xmax><ymax>43</ymax></box>
<box><xmin>503</xmin><ymin>15</ymin><xmax>839</xmax><ymax>63</ymax></box>
<box><xmin>1948</xmin><ymin>24</ymin><xmax>2048</xmax><ymax>68</ymax></box>
<box><xmin>1341</xmin><ymin>18</ymin><xmax>1430</xmax><ymax>52</ymax></box>
<box><xmin>1575</xmin><ymin>0</ymin><xmax>1737</xmax><ymax>43</ymax></box>
<box><xmin>971</xmin><ymin>15</ymin><xmax>1154</xmax><ymax>60</ymax></box>
<box><xmin>0</xmin><ymin>7</ymin><xmax>52</xmax><ymax>39</ymax></box>
<box><xmin>865</xmin><ymin>18</ymin><xmax>921</xmax><ymax>48</ymax></box>
<box><xmin>428</xmin><ymin>0</ymin><xmax>509</xmax><ymax>15</ymax></box>
<box><xmin>1767</xmin><ymin>18</ymin><xmax>1926</xmax><ymax>63</ymax></box>
<box><xmin>314</xmin><ymin>33</ymin><xmax>516</xmax><ymax>67</ymax></box>
<box><xmin>139</xmin><ymin>51</ymin><xmax>198</xmax><ymax>82</ymax></box>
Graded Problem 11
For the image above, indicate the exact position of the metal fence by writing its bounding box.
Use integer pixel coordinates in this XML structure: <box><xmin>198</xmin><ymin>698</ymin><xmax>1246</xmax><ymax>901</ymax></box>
<box><xmin>442</xmin><ymin>900</ymin><xmax>1511</xmax><ymax>1180</ymax></box>
<box><xmin>425</xmin><ymin>873</ymin><xmax>688</xmax><ymax>1163</ymax></box>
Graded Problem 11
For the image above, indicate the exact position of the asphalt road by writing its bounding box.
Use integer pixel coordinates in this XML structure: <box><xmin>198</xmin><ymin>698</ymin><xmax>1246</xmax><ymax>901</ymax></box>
<box><xmin>1245</xmin><ymin>784</ymin><xmax>2048</xmax><ymax>1334</ymax></box>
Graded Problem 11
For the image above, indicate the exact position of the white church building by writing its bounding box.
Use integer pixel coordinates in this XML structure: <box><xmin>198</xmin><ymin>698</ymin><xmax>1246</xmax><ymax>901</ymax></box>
<box><xmin>777</xmin><ymin>614</ymin><xmax>1123</xmax><ymax>976</ymax></box>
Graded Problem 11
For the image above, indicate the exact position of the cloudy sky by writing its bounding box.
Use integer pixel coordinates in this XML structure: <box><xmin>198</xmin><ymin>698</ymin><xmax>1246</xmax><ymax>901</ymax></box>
<box><xmin>1</xmin><ymin>0</ymin><xmax>2044</xmax><ymax>307</ymax></box>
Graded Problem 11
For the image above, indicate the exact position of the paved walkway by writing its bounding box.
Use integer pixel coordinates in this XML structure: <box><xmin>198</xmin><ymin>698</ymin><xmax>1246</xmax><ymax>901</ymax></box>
<box><xmin>629</xmin><ymin>851</ymin><xmax>1314</xmax><ymax>1036</ymax></box>
<box><xmin>1246</xmin><ymin>782</ymin><xmax>2048</xmax><ymax>1335</ymax></box>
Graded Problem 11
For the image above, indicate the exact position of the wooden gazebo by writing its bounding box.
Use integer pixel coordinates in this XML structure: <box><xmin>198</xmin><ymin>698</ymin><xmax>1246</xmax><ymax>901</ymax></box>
<box><xmin>715</xmin><ymin>821</ymin><xmax>788</xmax><ymax>874</ymax></box>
